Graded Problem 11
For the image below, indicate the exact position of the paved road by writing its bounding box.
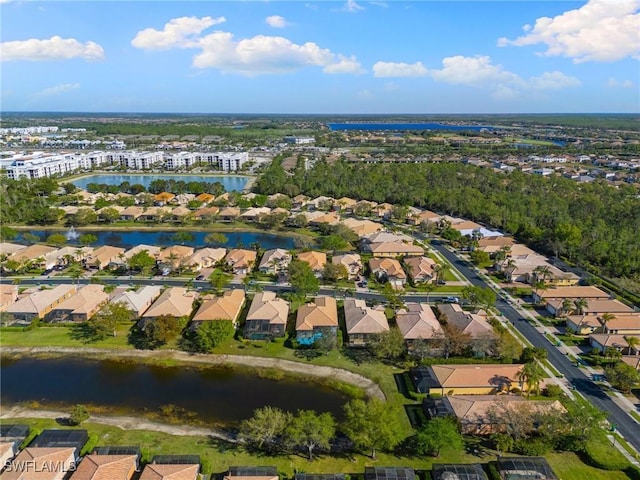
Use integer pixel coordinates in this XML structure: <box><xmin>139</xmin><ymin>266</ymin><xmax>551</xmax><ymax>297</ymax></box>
<box><xmin>429</xmin><ymin>239</ymin><xmax>640</xmax><ymax>453</ymax></box>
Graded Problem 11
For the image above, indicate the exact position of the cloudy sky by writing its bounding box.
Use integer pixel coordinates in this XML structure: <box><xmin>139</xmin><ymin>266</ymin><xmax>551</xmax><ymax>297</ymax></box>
<box><xmin>1</xmin><ymin>0</ymin><xmax>639</xmax><ymax>114</ymax></box>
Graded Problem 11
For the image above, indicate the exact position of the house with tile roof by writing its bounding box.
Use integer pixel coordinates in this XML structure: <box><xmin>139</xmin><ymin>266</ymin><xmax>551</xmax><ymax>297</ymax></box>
<box><xmin>7</xmin><ymin>244</ymin><xmax>59</xmax><ymax>271</ymax></box>
<box><xmin>46</xmin><ymin>285</ymin><xmax>109</xmax><ymax>323</ymax></box>
<box><xmin>69</xmin><ymin>453</ymin><xmax>138</xmax><ymax>480</ymax></box>
<box><xmin>0</xmin><ymin>285</ymin><xmax>18</xmax><ymax>313</ymax></box>
<box><xmin>139</xmin><ymin>463</ymin><xmax>200</xmax><ymax>480</ymax></box>
<box><xmin>85</xmin><ymin>246</ymin><xmax>126</xmax><ymax>270</ymax></box>
<box><xmin>244</xmin><ymin>291</ymin><xmax>289</xmax><ymax>340</ymax></box>
<box><xmin>295</xmin><ymin>296</ymin><xmax>338</xmax><ymax>346</ymax></box>
<box><xmin>225</xmin><ymin>249</ymin><xmax>257</xmax><ymax>275</ymax></box>
<box><xmin>2</xmin><ymin>447</ymin><xmax>76</xmax><ymax>480</ymax></box>
<box><xmin>141</xmin><ymin>287</ymin><xmax>198</xmax><ymax>322</ymax></box>
<box><xmin>332</xmin><ymin>253</ymin><xmax>363</xmax><ymax>280</ymax></box>
<box><xmin>437</xmin><ymin>304</ymin><xmax>494</xmax><ymax>340</ymax></box>
<box><xmin>297</xmin><ymin>251</ymin><xmax>327</xmax><ymax>277</ymax></box>
<box><xmin>369</xmin><ymin>258</ymin><xmax>407</xmax><ymax>289</ymax></box>
<box><xmin>156</xmin><ymin>245</ymin><xmax>195</xmax><ymax>273</ymax></box>
<box><xmin>4</xmin><ymin>284</ymin><xmax>77</xmax><ymax>324</ymax></box>
<box><xmin>344</xmin><ymin>298</ymin><xmax>389</xmax><ymax>347</ymax></box>
<box><xmin>258</xmin><ymin>248</ymin><xmax>292</xmax><ymax>276</ymax></box>
<box><xmin>111</xmin><ymin>286</ymin><xmax>163</xmax><ymax>317</ymax></box>
<box><xmin>396</xmin><ymin>303</ymin><xmax>443</xmax><ymax>351</ymax></box>
<box><xmin>189</xmin><ymin>248</ymin><xmax>227</xmax><ymax>271</ymax></box>
<box><xmin>410</xmin><ymin>364</ymin><xmax>525</xmax><ymax>396</ymax></box>
<box><xmin>192</xmin><ymin>289</ymin><xmax>246</xmax><ymax>327</ymax></box>
<box><xmin>403</xmin><ymin>256</ymin><xmax>437</xmax><ymax>284</ymax></box>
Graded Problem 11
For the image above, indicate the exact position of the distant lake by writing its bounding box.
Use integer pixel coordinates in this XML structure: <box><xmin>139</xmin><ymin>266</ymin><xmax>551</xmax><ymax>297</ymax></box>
<box><xmin>0</xmin><ymin>358</ymin><xmax>349</xmax><ymax>425</ymax></box>
<box><xmin>71</xmin><ymin>174</ymin><xmax>249</xmax><ymax>191</ymax></box>
<box><xmin>327</xmin><ymin>122</ymin><xmax>493</xmax><ymax>132</ymax></box>
<box><xmin>19</xmin><ymin>230</ymin><xmax>297</xmax><ymax>250</ymax></box>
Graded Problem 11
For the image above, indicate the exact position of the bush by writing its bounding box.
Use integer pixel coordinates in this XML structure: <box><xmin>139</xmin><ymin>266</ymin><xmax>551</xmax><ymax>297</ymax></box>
<box><xmin>514</xmin><ymin>437</ymin><xmax>552</xmax><ymax>456</ymax></box>
<box><xmin>584</xmin><ymin>437</ymin><xmax>631</xmax><ymax>471</ymax></box>
<box><xmin>543</xmin><ymin>384</ymin><xmax>563</xmax><ymax>397</ymax></box>
<box><xmin>80</xmin><ymin>434</ymin><xmax>98</xmax><ymax>456</ymax></box>
<box><xmin>68</xmin><ymin>404</ymin><xmax>90</xmax><ymax>426</ymax></box>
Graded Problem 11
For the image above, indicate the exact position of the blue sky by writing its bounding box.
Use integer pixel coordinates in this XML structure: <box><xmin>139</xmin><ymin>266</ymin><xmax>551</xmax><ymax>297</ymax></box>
<box><xmin>1</xmin><ymin>0</ymin><xmax>639</xmax><ymax>114</ymax></box>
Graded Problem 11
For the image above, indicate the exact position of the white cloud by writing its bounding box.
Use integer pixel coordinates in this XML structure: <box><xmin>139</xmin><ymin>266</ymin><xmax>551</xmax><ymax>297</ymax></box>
<box><xmin>133</xmin><ymin>17</ymin><xmax>361</xmax><ymax>76</ymax></box>
<box><xmin>0</xmin><ymin>36</ymin><xmax>104</xmax><ymax>62</ymax></box>
<box><xmin>427</xmin><ymin>55</ymin><xmax>580</xmax><ymax>98</ymax></box>
<box><xmin>497</xmin><ymin>0</ymin><xmax>640</xmax><ymax>63</ymax></box>
<box><xmin>323</xmin><ymin>55</ymin><xmax>365</xmax><ymax>74</ymax></box>
<box><xmin>373</xmin><ymin>61</ymin><xmax>428</xmax><ymax>78</ymax></box>
<box><xmin>32</xmin><ymin>83</ymin><xmax>80</xmax><ymax>99</ymax></box>
<box><xmin>344</xmin><ymin>0</ymin><xmax>364</xmax><ymax>13</ymax></box>
<box><xmin>357</xmin><ymin>89</ymin><xmax>373</xmax><ymax>98</ymax></box>
<box><xmin>265</xmin><ymin>15</ymin><xmax>289</xmax><ymax>28</ymax></box>
<box><xmin>132</xmin><ymin>16</ymin><xmax>226</xmax><ymax>50</ymax></box>
<box><xmin>608</xmin><ymin>77</ymin><xmax>635</xmax><ymax>88</ymax></box>
<box><xmin>193</xmin><ymin>32</ymin><xmax>361</xmax><ymax>75</ymax></box>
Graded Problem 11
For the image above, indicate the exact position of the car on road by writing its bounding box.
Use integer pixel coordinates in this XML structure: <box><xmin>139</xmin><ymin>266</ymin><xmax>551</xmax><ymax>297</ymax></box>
<box><xmin>196</xmin><ymin>275</ymin><xmax>205</xmax><ymax>280</ymax></box>
<box><xmin>443</xmin><ymin>296</ymin><xmax>460</xmax><ymax>303</ymax></box>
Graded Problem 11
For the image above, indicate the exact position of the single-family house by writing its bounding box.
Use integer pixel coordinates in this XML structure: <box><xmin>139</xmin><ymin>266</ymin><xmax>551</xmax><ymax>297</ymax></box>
<box><xmin>365</xmin><ymin>241</ymin><xmax>424</xmax><ymax>258</ymax></box>
<box><xmin>307</xmin><ymin>196</ymin><xmax>335</xmax><ymax>211</ymax></box>
<box><xmin>410</xmin><ymin>364</ymin><xmax>525</xmax><ymax>396</ymax></box>
<box><xmin>340</xmin><ymin>218</ymin><xmax>383</xmax><ymax>237</ymax></box>
<box><xmin>7</xmin><ymin>244</ymin><xmax>59</xmax><ymax>271</ymax></box>
<box><xmin>425</xmin><ymin>395</ymin><xmax>564</xmax><ymax>435</ymax></box>
<box><xmin>369</xmin><ymin>258</ymin><xmax>407</xmax><ymax>289</ymax></box>
<box><xmin>53</xmin><ymin>246</ymin><xmax>94</xmax><ymax>268</ymax></box>
<box><xmin>139</xmin><ymin>462</ymin><xmax>200</xmax><ymax>480</ymax></box>
<box><xmin>332</xmin><ymin>253</ymin><xmax>363</xmax><ymax>280</ymax></box>
<box><xmin>601</xmin><ymin>313</ymin><xmax>640</xmax><ymax>335</ymax></box>
<box><xmin>292</xmin><ymin>194</ymin><xmax>310</xmax><ymax>210</ymax></box>
<box><xmin>396</xmin><ymin>303</ymin><xmax>443</xmax><ymax>351</ymax></box>
<box><xmin>4</xmin><ymin>284</ymin><xmax>77</xmax><ymax>324</ymax></box>
<box><xmin>137</xmin><ymin>206</ymin><xmax>171</xmax><ymax>222</ymax></box>
<box><xmin>297</xmin><ymin>251</ymin><xmax>327</xmax><ymax>276</ymax></box>
<box><xmin>192</xmin><ymin>289</ymin><xmax>245</xmax><ymax>327</ymax></box>
<box><xmin>552</xmin><ymin>298</ymin><xmax>633</xmax><ymax>318</ymax></box>
<box><xmin>589</xmin><ymin>334</ymin><xmax>636</xmax><ymax>354</ymax></box>
<box><xmin>344</xmin><ymin>298</ymin><xmax>389</xmax><ymax>347</ymax></box>
<box><xmin>565</xmin><ymin>315</ymin><xmax>602</xmax><ymax>335</ymax></box>
<box><xmin>188</xmin><ymin>247</ymin><xmax>227</xmax><ymax>271</ymax></box>
<box><xmin>171</xmin><ymin>193</ymin><xmax>196</xmax><ymax>205</ymax></box>
<box><xmin>46</xmin><ymin>285</ymin><xmax>109</xmax><ymax>323</ymax></box>
<box><xmin>122</xmin><ymin>244</ymin><xmax>162</xmax><ymax>264</ymax></box>
<box><xmin>110</xmin><ymin>286</ymin><xmax>162</xmax><ymax>317</ymax></box>
<box><xmin>218</xmin><ymin>207</ymin><xmax>241</xmax><ymax>222</ymax></box>
<box><xmin>156</xmin><ymin>245</ymin><xmax>195</xmax><ymax>273</ymax></box>
<box><xmin>295</xmin><ymin>296</ymin><xmax>339</xmax><ymax>346</ymax></box>
<box><xmin>0</xmin><ymin>285</ymin><xmax>19</xmax><ymax>312</ymax></box>
<box><xmin>621</xmin><ymin>356</ymin><xmax>640</xmax><ymax>369</ymax></box>
<box><xmin>244</xmin><ymin>291</ymin><xmax>289</xmax><ymax>340</ymax></box>
<box><xmin>241</xmin><ymin>207</ymin><xmax>271</xmax><ymax>222</ymax></box>
<box><xmin>407</xmin><ymin>209</ymin><xmax>442</xmax><ymax>227</ymax></box>
<box><xmin>373</xmin><ymin>202</ymin><xmax>393</xmax><ymax>219</ymax></box>
<box><xmin>0</xmin><ymin>442</ymin><xmax>16</xmax><ymax>473</ymax></box>
<box><xmin>85</xmin><ymin>246</ymin><xmax>125</xmax><ymax>270</ymax></box>
<box><xmin>154</xmin><ymin>192</ymin><xmax>175</xmax><ymax>205</ymax></box>
<box><xmin>193</xmin><ymin>206</ymin><xmax>220</xmax><ymax>221</ymax></box>
<box><xmin>69</xmin><ymin>452</ymin><xmax>139</xmax><ymax>480</ymax></box>
<box><xmin>2</xmin><ymin>447</ymin><xmax>76</xmax><ymax>480</ymax></box>
<box><xmin>258</xmin><ymin>248</ymin><xmax>292</xmax><ymax>275</ymax></box>
<box><xmin>334</xmin><ymin>197</ymin><xmax>357</xmax><ymax>213</ymax></box>
<box><xmin>225</xmin><ymin>249</ymin><xmax>257</xmax><ymax>275</ymax></box>
<box><xmin>476</xmin><ymin>236</ymin><xmax>515</xmax><ymax>255</ymax></box>
<box><xmin>195</xmin><ymin>192</ymin><xmax>216</xmax><ymax>204</ymax></box>
<box><xmin>403</xmin><ymin>256</ymin><xmax>437</xmax><ymax>284</ymax></box>
<box><xmin>532</xmin><ymin>286</ymin><xmax>610</xmax><ymax>305</ymax></box>
<box><xmin>437</xmin><ymin>304</ymin><xmax>494</xmax><ymax>340</ymax></box>
<box><xmin>166</xmin><ymin>206</ymin><xmax>192</xmax><ymax>222</ymax></box>
<box><xmin>0</xmin><ymin>242</ymin><xmax>26</xmax><ymax>257</ymax></box>
<box><xmin>119</xmin><ymin>206</ymin><xmax>144</xmax><ymax>221</ymax></box>
<box><xmin>309</xmin><ymin>211</ymin><xmax>340</xmax><ymax>226</ymax></box>
<box><xmin>140</xmin><ymin>287</ymin><xmax>198</xmax><ymax>322</ymax></box>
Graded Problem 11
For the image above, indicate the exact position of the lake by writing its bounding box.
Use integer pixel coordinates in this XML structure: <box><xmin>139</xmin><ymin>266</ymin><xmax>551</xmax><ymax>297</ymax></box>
<box><xmin>19</xmin><ymin>230</ymin><xmax>298</xmax><ymax>250</ymax></box>
<box><xmin>0</xmin><ymin>358</ymin><xmax>349</xmax><ymax>424</ymax></box>
<box><xmin>327</xmin><ymin>122</ymin><xmax>493</xmax><ymax>132</ymax></box>
<box><xmin>71</xmin><ymin>174</ymin><xmax>249</xmax><ymax>191</ymax></box>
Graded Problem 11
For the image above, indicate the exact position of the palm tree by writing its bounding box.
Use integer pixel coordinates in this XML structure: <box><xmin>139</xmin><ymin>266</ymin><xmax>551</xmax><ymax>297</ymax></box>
<box><xmin>624</xmin><ymin>335</ymin><xmax>640</xmax><ymax>355</ymax></box>
<box><xmin>533</xmin><ymin>265</ymin><xmax>552</xmax><ymax>284</ymax></box>
<box><xmin>518</xmin><ymin>361</ymin><xmax>544</xmax><ymax>397</ymax></box>
<box><xmin>573</xmin><ymin>298</ymin><xmax>588</xmax><ymax>315</ymax></box>
<box><xmin>600</xmin><ymin>313</ymin><xmax>616</xmax><ymax>333</ymax></box>
<box><xmin>423</xmin><ymin>281</ymin><xmax>437</xmax><ymax>304</ymax></box>
<box><xmin>561</xmin><ymin>298</ymin><xmax>575</xmax><ymax>317</ymax></box>
<box><xmin>433</xmin><ymin>263</ymin><xmax>449</xmax><ymax>285</ymax></box>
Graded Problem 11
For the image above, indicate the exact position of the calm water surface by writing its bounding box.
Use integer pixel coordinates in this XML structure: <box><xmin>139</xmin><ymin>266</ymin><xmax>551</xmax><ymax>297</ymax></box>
<box><xmin>19</xmin><ymin>230</ymin><xmax>297</xmax><ymax>250</ymax></box>
<box><xmin>327</xmin><ymin>122</ymin><xmax>493</xmax><ymax>131</ymax></box>
<box><xmin>71</xmin><ymin>174</ymin><xmax>248</xmax><ymax>191</ymax></box>
<box><xmin>0</xmin><ymin>358</ymin><xmax>349</xmax><ymax>424</ymax></box>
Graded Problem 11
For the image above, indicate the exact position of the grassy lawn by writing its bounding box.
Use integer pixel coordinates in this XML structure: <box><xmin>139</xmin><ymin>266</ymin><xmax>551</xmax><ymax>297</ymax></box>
<box><xmin>545</xmin><ymin>452</ymin><xmax>631</xmax><ymax>480</ymax></box>
<box><xmin>4</xmin><ymin>418</ymin><xmax>629</xmax><ymax>479</ymax></box>
<box><xmin>0</xmin><ymin>324</ymin><xmax>134</xmax><ymax>349</ymax></box>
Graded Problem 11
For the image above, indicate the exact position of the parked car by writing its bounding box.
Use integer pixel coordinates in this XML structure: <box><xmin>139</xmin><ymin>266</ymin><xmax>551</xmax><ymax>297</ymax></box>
<box><xmin>196</xmin><ymin>275</ymin><xmax>205</xmax><ymax>280</ymax></box>
<box><xmin>443</xmin><ymin>296</ymin><xmax>460</xmax><ymax>303</ymax></box>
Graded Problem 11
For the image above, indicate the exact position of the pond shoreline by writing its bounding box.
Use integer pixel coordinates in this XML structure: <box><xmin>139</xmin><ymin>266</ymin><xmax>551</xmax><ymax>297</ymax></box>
<box><xmin>1</xmin><ymin>346</ymin><xmax>386</xmax><ymax>401</ymax></box>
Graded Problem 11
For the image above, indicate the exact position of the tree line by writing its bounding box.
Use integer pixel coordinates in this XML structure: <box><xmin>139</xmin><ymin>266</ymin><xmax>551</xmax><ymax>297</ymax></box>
<box><xmin>254</xmin><ymin>159</ymin><xmax>640</xmax><ymax>278</ymax></box>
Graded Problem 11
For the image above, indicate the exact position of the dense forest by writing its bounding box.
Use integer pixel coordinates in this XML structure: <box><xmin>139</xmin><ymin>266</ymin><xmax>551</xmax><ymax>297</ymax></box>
<box><xmin>254</xmin><ymin>159</ymin><xmax>640</xmax><ymax>278</ymax></box>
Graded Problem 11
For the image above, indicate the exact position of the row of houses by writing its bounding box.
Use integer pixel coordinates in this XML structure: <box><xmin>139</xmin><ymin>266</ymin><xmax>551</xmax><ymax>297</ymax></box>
<box><xmin>0</xmin><ymin>425</ymin><xmax>559</xmax><ymax>480</ymax></box>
